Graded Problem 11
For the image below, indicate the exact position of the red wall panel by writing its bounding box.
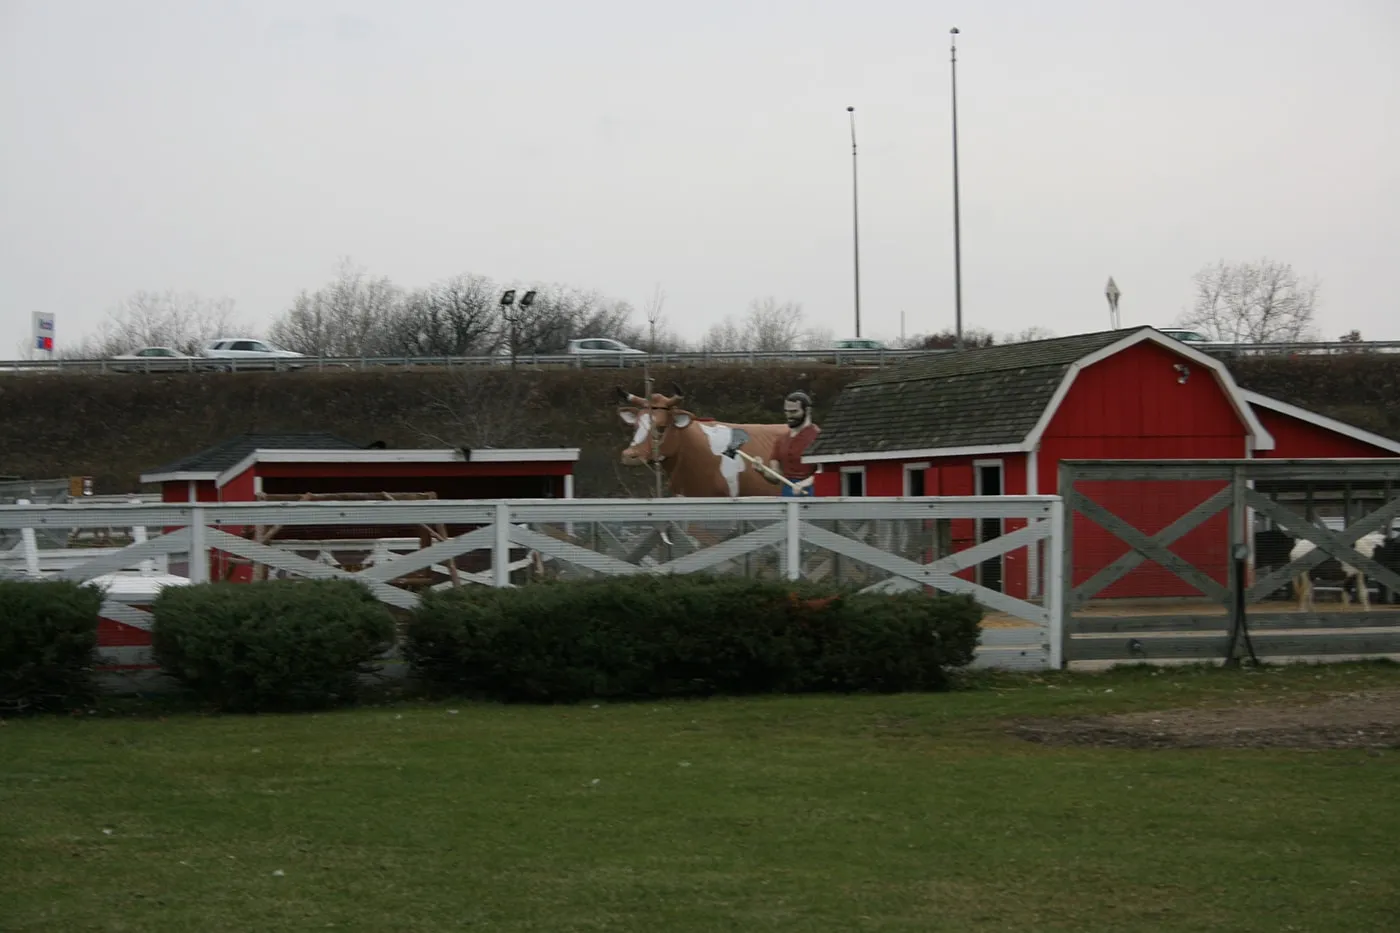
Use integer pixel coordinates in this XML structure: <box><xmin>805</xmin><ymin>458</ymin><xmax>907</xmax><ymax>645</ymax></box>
<box><xmin>1253</xmin><ymin>408</ymin><xmax>1400</xmax><ymax>459</ymax></box>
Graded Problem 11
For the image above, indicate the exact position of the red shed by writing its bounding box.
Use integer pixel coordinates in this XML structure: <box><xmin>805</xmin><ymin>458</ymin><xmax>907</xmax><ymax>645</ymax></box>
<box><xmin>802</xmin><ymin>327</ymin><xmax>1400</xmax><ymax>601</ymax></box>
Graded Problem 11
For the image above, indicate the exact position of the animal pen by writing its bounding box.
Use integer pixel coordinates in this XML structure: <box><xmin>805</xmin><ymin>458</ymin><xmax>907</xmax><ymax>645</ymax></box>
<box><xmin>1059</xmin><ymin>459</ymin><xmax>1400</xmax><ymax>666</ymax></box>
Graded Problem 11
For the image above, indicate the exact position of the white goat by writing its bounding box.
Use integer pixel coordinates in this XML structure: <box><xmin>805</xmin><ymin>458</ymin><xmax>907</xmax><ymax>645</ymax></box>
<box><xmin>1289</xmin><ymin>531</ymin><xmax>1386</xmax><ymax>611</ymax></box>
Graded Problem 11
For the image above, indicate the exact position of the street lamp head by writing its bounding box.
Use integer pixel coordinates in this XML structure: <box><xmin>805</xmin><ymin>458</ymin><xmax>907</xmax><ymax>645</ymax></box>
<box><xmin>499</xmin><ymin>289</ymin><xmax>516</xmax><ymax>307</ymax></box>
<box><xmin>846</xmin><ymin>106</ymin><xmax>854</xmax><ymax>112</ymax></box>
<box><xmin>950</xmin><ymin>26</ymin><xmax>959</xmax><ymax>35</ymax></box>
<box><xmin>520</xmin><ymin>290</ymin><xmax>537</xmax><ymax>308</ymax></box>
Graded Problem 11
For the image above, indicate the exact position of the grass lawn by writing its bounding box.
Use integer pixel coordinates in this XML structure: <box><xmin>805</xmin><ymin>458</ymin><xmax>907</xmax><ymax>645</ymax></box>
<box><xmin>2</xmin><ymin>663</ymin><xmax>1398</xmax><ymax>933</ymax></box>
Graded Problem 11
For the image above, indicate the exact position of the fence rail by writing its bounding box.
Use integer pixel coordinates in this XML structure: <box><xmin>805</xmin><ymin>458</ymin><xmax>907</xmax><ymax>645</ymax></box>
<box><xmin>3</xmin><ymin>339</ymin><xmax>1399</xmax><ymax>374</ymax></box>
<box><xmin>1</xmin><ymin>496</ymin><xmax>1066</xmax><ymax>673</ymax></box>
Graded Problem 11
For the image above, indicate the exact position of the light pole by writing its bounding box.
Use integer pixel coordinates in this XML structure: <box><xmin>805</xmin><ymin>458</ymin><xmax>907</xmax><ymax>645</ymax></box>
<box><xmin>847</xmin><ymin>106</ymin><xmax>862</xmax><ymax>339</ymax></box>
<box><xmin>1105</xmin><ymin>277</ymin><xmax>1122</xmax><ymax>329</ymax></box>
<box><xmin>949</xmin><ymin>27</ymin><xmax>964</xmax><ymax>351</ymax></box>
<box><xmin>500</xmin><ymin>289</ymin><xmax>535</xmax><ymax>368</ymax></box>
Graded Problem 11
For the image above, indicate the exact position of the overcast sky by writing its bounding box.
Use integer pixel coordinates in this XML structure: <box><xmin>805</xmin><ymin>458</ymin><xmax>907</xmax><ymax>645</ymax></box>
<box><xmin>2</xmin><ymin>0</ymin><xmax>1397</xmax><ymax>354</ymax></box>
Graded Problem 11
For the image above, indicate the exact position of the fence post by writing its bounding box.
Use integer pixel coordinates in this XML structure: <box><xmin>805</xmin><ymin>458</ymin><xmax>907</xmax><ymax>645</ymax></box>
<box><xmin>16</xmin><ymin>499</ymin><xmax>41</xmax><ymax>577</ymax></box>
<box><xmin>1046</xmin><ymin>496</ymin><xmax>1066</xmax><ymax>670</ymax></box>
<box><xmin>188</xmin><ymin>506</ymin><xmax>209</xmax><ymax>583</ymax></box>
<box><xmin>1056</xmin><ymin>463</ymin><xmax>1076</xmax><ymax>670</ymax></box>
<box><xmin>785</xmin><ymin>498</ymin><xmax>801</xmax><ymax>580</ymax></box>
<box><xmin>493</xmin><ymin>501</ymin><xmax>511</xmax><ymax>587</ymax></box>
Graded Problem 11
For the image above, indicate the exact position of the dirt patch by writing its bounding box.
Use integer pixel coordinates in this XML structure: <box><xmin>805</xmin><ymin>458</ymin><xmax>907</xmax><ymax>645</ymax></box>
<box><xmin>1011</xmin><ymin>689</ymin><xmax>1400</xmax><ymax>750</ymax></box>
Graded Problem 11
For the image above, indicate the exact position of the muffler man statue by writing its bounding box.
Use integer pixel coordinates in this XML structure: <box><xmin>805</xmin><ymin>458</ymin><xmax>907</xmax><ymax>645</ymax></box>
<box><xmin>765</xmin><ymin>391</ymin><xmax>821</xmax><ymax>497</ymax></box>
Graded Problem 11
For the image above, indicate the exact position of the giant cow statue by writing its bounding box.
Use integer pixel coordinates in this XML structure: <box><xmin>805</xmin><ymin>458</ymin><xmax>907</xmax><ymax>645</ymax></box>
<box><xmin>617</xmin><ymin>385</ymin><xmax>788</xmax><ymax>497</ymax></box>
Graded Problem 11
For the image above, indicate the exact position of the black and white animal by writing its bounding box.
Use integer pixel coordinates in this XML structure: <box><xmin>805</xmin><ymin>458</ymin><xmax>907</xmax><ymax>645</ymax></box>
<box><xmin>1289</xmin><ymin>531</ymin><xmax>1387</xmax><ymax>611</ymax></box>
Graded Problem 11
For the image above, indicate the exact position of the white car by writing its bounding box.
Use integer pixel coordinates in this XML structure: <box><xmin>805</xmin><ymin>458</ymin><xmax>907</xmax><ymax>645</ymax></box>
<box><xmin>202</xmin><ymin>338</ymin><xmax>307</xmax><ymax>369</ymax></box>
<box><xmin>1158</xmin><ymin>328</ymin><xmax>1240</xmax><ymax>357</ymax></box>
<box><xmin>565</xmin><ymin>338</ymin><xmax>645</xmax><ymax>366</ymax></box>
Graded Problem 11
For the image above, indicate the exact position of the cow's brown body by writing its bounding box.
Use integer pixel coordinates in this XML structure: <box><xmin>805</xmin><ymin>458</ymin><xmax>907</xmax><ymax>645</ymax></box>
<box><xmin>618</xmin><ymin>389</ymin><xmax>789</xmax><ymax>498</ymax></box>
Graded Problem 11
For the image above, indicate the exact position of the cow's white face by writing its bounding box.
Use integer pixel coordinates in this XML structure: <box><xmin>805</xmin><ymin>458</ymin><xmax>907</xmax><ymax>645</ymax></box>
<box><xmin>619</xmin><ymin>406</ymin><xmax>692</xmax><ymax>465</ymax></box>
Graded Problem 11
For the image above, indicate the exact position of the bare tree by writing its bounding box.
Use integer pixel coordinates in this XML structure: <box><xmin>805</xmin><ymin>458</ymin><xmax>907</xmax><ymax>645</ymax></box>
<box><xmin>908</xmin><ymin>327</ymin><xmax>996</xmax><ymax>350</ymax></box>
<box><xmin>403</xmin><ymin>368</ymin><xmax>544</xmax><ymax>450</ymax></box>
<box><xmin>498</xmin><ymin>285</ymin><xmax>641</xmax><ymax>356</ymax></box>
<box><xmin>643</xmin><ymin>284</ymin><xmax>666</xmax><ymax>353</ymax></box>
<box><xmin>1001</xmin><ymin>326</ymin><xmax>1057</xmax><ymax>344</ymax></box>
<box><xmin>702</xmin><ymin>297</ymin><xmax>807</xmax><ymax>352</ymax></box>
<box><xmin>269</xmin><ymin>257</ymin><xmax>403</xmax><ymax>357</ymax></box>
<box><xmin>383</xmin><ymin>274</ymin><xmax>500</xmax><ymax>357</ymax></box>
<box><xmin>64</xmin><ymin>290</ymin><xmax>247</xmax><ymax>357</ymax></box>
<box><xmin>745</xmin><ymin>297</ymin><xmax>805</xmax><ymax>351</ymax></box>
<box><xmin>702</xmin><ymin>315</ymin><xmax>746</xmax><ymax>352</ymax></box>
<box><xmin>800</xmin><ymin>326</ymin><xmax>835</xmax><ymax>351</ymax></box>
<box><xmin>1179</xmin><ymin>259</ymin><xmax>1319</xmax><ymax>343</ymax></box>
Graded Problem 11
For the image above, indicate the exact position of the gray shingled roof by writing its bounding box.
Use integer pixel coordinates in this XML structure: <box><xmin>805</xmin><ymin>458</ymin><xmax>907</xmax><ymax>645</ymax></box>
<box><xmin>143</xmin><ymin>433</ymin><xmax>365</xmax><ymax>476</ymax></box>
<box><xmin>806</xmin><ymin>328</ymin><xmax>1145</xmax><ymax>457</ymax></box>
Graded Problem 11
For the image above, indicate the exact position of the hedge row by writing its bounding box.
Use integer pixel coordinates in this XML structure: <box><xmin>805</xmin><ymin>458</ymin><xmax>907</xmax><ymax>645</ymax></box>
<box><xmin>402</xmin><ymin>575</ymin><xmax>983</xmax><ymax>702</ymax></box>
<box><xmin>150</xmin><ymin>579</ymin><xmax>398</xmax><ymax>712</ymax></box>
<box><xmin>3</xmin><ymin>575</ymin><xmax>984</xmax><ymax>713</ymax></box>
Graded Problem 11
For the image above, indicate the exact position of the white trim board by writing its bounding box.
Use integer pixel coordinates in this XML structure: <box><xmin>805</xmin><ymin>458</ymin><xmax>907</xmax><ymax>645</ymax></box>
<box><xmin>804</xmin><ymin>443</ymin><xmax>1026</xmax><ymax>466</ymax></box>
<box><xmin>1241</xmin><ymin>390</ymin><xmax>1400</xmax><ymax>456</ymax></box>
<box><xmin>213</xmin><ymin>447</ymin><xmax>581</xmax><ymax>488</ymax></box>
<box><xmin>139</xmin><ymin>471</ymin><xmax>218</xmax><ymax>484</ymax></box>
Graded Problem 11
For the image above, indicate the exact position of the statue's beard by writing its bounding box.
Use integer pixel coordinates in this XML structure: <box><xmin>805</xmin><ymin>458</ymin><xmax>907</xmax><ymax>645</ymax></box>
<box><xmin>786</xmin><ymin>414</ymin><xmax>805</xmax><ymax>428</ymax></box>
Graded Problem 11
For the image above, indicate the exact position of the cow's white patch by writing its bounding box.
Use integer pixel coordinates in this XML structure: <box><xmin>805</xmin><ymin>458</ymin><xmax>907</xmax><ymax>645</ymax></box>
<box><xmin>630</xmin><ymin>412</ymin><xmax>652</xmax><ymax>449</ymax></box>
<box><xmin>698</xmin><ymin>422</ymin><xmax>744</xmax><ymax>497</ymax></box>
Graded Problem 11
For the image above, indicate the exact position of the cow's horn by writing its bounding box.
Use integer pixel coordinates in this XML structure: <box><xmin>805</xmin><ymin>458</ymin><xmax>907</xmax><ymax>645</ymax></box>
<box><xmin>671</xmin><ymin>382</ymin><xmax>686</xmax><ymax>398</ymax></box>
<box><xmin>615</xmin><ymin>386</ymin><xmax>631</xmax><ymax>402</ymax></box>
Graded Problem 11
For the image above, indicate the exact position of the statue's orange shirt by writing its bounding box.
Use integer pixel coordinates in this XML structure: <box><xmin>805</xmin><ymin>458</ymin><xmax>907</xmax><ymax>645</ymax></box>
<box><xmin>771</xmin><ymin>424</ymin><xmax>822</xmax><ymax>481</ymax></box>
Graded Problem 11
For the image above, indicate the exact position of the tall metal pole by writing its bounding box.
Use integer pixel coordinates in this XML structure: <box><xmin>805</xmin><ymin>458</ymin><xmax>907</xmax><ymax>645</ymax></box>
<box><xmin>950</xmin><ymin>27</ymin><xmax>964</xmax><ymax>351</ymax></box>
<box><xmin>847</xmin><ymin>106</ymin><xmax>862</xmax><ymax>339</ymax></box>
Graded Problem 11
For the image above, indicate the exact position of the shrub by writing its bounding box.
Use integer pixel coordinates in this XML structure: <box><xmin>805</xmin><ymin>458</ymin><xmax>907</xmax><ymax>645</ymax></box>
<box><xmin>405</xmin><ymin>575</ymin><xmax>983</xmax><ymax>702</ymax></box>
<box><xmin>151</xmin><ymin>579</ymin><xmax>397</xmax><ymax>712</ymax></box>
<box><xmin>803</xmin><ymin>590</ymin><xmax>982</xmax><ymax>693</ymax></box>
<box><xmin>0</xmin><ymin>579</ymin><xmax>102</xmax><ymax>712</ymax></box>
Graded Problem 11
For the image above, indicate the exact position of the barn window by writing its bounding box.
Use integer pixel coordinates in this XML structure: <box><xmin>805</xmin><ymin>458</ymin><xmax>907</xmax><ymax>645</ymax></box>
<box><xmin>840</xmin><ymin>466</ymin><xmax>865</xmax><ymax>497</ymax></box>
<box><xmin>904</xmin><ymin>462</ymin><xmax>930</xmax><ymax>497</ymax></box>
<box><xmin>974</xmin><ymin>460</ymin><xmax>1005</xmax><ymax>592</ymax></box>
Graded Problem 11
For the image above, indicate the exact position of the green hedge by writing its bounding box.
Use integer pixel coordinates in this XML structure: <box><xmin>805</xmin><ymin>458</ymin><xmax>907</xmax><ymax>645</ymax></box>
<box><xmin>404</xmin><ymin>575</ymin><xmax>982</xmax><ymax>702</ymax></box>
<box><xmin>0</xmin><ymin>579</ymin><xmax>102</xmax><ymax>712</ymax></box>
<box><xmin>151</xmin><ymin>579</ymin><xmax>397</xmax><ymax>712</ymax></box>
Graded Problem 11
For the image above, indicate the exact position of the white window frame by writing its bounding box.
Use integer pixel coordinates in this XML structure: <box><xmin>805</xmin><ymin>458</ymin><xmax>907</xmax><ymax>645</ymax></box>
<box><xmin>839</xmin><ymin>465</ymin><xmax>866</xmax><ymax>497</ymax></box>
<box><xmin>903</xmin><ymin>461</ymin><xmax>931</xmax><ymax>497</ymax></box>
<box><xmin>973</xmin><ymin>459</ymin><xmax>1005</xmax><ymax>590</ymax></box>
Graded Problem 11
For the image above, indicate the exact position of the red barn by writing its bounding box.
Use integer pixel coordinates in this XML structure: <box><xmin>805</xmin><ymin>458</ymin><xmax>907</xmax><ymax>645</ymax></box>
<box><xmin>137</xmin><ymin>432</ymin><xmax>579</xmax><ymax>583</ymax></box>
<box><xmin>140</xmin><ymin>433</ymin><xmax>579</xmax><ymax>502</ymax></box>
<box><xmin>802</xmin><ymin>327</ymin><xmax>1400</xmax><ymax>601</ymax></box>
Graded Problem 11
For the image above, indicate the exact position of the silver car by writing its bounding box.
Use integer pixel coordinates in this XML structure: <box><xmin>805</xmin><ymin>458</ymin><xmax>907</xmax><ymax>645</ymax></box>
<box><xmin>565</xmin><ymin>338</ymin><xmax>645</xmax><ymax>366</ymax></box>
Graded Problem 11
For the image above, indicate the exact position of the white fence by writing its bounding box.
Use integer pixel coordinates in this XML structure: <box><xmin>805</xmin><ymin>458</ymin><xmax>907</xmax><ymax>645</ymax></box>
<box><xmin>0</xmin><ymin>496</ymin><xmax>1066</xmax><ymax>671</ymax></box>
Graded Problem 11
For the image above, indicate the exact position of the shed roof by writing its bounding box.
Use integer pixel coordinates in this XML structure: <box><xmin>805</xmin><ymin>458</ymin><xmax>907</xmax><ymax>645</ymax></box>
<box><xmin>805</xmin><ymin>329</ymin><xmax>1134</xmax><ymax>458</ymax></box>
<box><xmin>142</xmin><ymin>433</ymin><xmax>364</xmax><ymax>481</ymax></box>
